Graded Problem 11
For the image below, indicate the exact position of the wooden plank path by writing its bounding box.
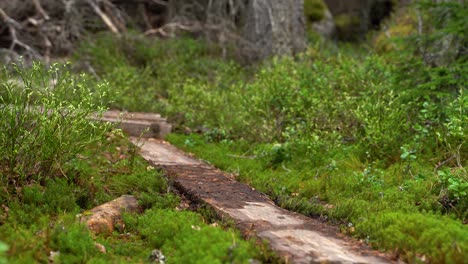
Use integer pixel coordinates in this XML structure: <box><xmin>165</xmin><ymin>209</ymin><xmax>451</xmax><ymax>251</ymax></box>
<box><xmin>101</xmin><ymin>111</ymin><xmax>393</xmax><ymax>263</ymax></box>
<box><xmin>98</xmin><ymin>110</ymin><xmax>172</xmax><ymax>139</ymax></box>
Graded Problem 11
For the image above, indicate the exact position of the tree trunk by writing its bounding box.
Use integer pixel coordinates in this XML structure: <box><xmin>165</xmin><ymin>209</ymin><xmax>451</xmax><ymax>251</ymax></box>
<box><xmin>167</xmin><ymin>0</ymin><xmax>306</xmax><ymax>62</ymax></box>
<box><xmin>242</xmin><ymin>0</ymin><xmax>306</xmax><ymax>61</ymax></box>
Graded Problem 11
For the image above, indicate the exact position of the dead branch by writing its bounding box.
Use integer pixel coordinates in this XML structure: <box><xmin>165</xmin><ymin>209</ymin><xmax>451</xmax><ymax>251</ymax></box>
<box><xmin>0</xmin><ymin>8</ymin><xmax>22</xmax><ymax>29</ymax></box>
<box><xmin>141</xmin><ymin>4</ymin><xmax>153</xmax><ymax>30</ymax></box>
<box><xmin>0</xmin><ymin>8</ymin><xmax>42</xmax><ymax>59</ymax></box>
<box><xmin>85</xmin><ymin>0</ymin><xmax>120</xmax><ymax>34</ymax></box>
<box><xmin>80</xmin><ymin>195</ymin><xmax>141</xmax><ymax>234</ymax></box>
<box><xmin>144</xmin><ymin>22</ymin><xmax>201</xmax><ymax>37</ymax></box>
<box><xmin>43</xmin><ymin>35</ymin><xmax>52</xmax><ymax>64</ymax></box>
<box><xmin>32</xmin><ymin>0</ymin><xmax>50</xmax><ymax>20</ymax></box>
<box><xmin>101</xmin><ymin>0</ymin><xmax>127</xmax><ymax>32</ymax></box>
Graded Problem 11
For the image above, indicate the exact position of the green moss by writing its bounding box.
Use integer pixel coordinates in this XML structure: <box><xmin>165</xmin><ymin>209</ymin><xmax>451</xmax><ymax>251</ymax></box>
<box><xmin>304</xmin><ymin>0</ymin><xmax>326</xmax><ymax>22</ymax></box>
<box><xmin>164</xmin><ymin>226</ymin><xmax>259</xmax><ymax>264</ymax></box>
<box><xmin>132</xmin><ymin>208</ymin><xmax>263</xmax><ymax>263</ymax></box>
<box><xmin>357</xmin><ymin>212</ymin><xmax>468</xmax><ymax>263</ymax></box>
<box><xmin>374</xmin><ymin>12</ymin><xmax>416</xmax><ymax>53</ymax></box>
<box><xmin>168</xmin><ymin>132</ymin><xmax>467</xmax><ymax>263</ymax></box>
<box><xmin>51</xmin><ymin>220</ymin><xmax>98</xmax><ymax>263</ymax></box>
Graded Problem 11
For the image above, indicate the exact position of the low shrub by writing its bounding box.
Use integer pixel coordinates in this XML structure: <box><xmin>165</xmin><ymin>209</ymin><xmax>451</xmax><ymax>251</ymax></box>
<box><xmin>0</xmin><ymin>63</ymin><xmax>112</xmax><ymax>188</ymax></box>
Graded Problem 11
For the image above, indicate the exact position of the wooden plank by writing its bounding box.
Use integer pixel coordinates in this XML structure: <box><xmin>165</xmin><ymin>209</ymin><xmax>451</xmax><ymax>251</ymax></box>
<box><xmin>97</xmin><ymin>111</ymin><xmax>172</xmax><ymax>139</ymax></box>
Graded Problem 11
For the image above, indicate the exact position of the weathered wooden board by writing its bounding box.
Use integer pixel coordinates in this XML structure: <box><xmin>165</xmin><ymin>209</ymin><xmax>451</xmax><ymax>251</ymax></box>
<box><xmin>97</xmin><ymin>110</ymin><xmax>172</xmax><ymax>139</ymax></box>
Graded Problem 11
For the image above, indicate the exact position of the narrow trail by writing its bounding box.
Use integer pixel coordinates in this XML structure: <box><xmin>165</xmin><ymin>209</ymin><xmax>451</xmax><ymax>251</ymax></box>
<box><xmin>106</xmin><ymin>111</ymin><xmax>394</xmax><ymax>264</ymax></box>
<box><xmin>133</xmin><ymin>139</ymin><xmax>392</xmax><ymax>264</ymax></box>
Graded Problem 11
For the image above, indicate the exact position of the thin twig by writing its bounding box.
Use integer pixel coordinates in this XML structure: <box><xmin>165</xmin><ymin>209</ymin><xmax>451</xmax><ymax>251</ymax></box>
<box><xmin>0</xmin><ymin>8</ymin><xmax>41</xmax><ymax>59</ymax></box>
<box><xmin>32</xmin><ymin>0</ymin><xmax>50</xmax><ymax>20</ymax></box>
<box><xmin>434</xmin><ymin>155</ymin><xmax>456</xmax><ymax>172</ymax></box>
<box><xmin>85</xmin><ymin>0</ymin><xmax>120</xmax><ymax>34</ymax></box>
<box><xmin>227</xmin><ymin>154</ymin><xmax>257</xmax><ymax>159</ymax></box>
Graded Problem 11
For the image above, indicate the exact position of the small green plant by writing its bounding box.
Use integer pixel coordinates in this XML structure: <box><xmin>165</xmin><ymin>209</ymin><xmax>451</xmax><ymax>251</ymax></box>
<box><xmin>0</xmin><ymin>241</ymin><xmax>8</xmax><ymax>264</ymax></box>
<box><xmin>304</xmin><ymin>0</ymin><xmax>326</xmax><ymax>22</ymax></box>
<box><xmin>51</xmin><ymin>220</ymin><xmax>97</xmax><ymax>263</ymax></box>
<box><xmin>354</xmin><ymin>162</ymin><xmax>384</xmax><ymax>188</ymax></box>
<box><xmin>256</xmin><ymin>143</ymin><xmax>292</xmax><ymax>168</ymax></box>
<box><xmin>437</xmin><ymin>169</ymin><xmax>468</xmax><ymax>200</ymax></box>
<box><xmin>0</xmin><ymin>62</ymin><xmax>112</xmax><ymax>187</ymax></box>
<box><xmin>400</xmin><ymin>146</ymin><xmax>417</xmax><ymax>161</ymax></box>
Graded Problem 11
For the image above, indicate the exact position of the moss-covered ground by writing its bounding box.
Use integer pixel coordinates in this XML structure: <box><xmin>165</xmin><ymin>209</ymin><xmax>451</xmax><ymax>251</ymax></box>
<box><xmin>1</xmin><ymin>2</ymin><xmax>467</xmax><ymax>263</ymax></box>
<box><xmin>0</xmin><ymin>130</ymin><xmax>272</xmax><ymax>263</ymax></box>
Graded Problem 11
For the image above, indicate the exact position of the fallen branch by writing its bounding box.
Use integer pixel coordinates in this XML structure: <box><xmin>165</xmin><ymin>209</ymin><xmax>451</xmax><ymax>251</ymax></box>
<box><xmin>86</xmin><ymin>0</ymin><xmax>120</xmax><ymax>34</ymax></box>
<box><xmin>32</xmin><ymin>0</ymin><xmax>50</xmax><ymax>20</ymax></box>
<box><xmin>144</xmin><ymin>22</ymin><xmax>201</xmax><ymax>37</ymax></box>
<box><xmin>0</xmin><ymin>8</ymin><xmax>42</xmax><ymax>59</ymax></box>
<box><xmin>80</xmin><ymin>195</ymin><xmax>141</xmax><ymax>234</ymax></box>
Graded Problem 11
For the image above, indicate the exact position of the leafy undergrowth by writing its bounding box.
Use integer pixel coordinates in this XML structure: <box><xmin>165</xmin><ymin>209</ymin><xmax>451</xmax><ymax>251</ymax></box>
<box><xmin>0</xmin><ymin>65</ymin><xmax>271</xmax><ymax>263</ymax></box>
<box><xmin>59</xmin><ymin>2</ymin><xmax>466</xmax><ymax>263</ymax></box>
<box><xmin>0</xmin><ymin>132</ymin><xmax>269</xmax><ymax>263</ymax></box>
<box><xmin>168</xmin><ymin>134</ymin><xmax>467</xmax><ymax>263</ymax></box>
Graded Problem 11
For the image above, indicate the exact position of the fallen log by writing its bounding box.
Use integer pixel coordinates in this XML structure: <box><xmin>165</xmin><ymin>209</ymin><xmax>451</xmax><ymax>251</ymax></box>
<box><xmin>80</xmin><ymin>195</ymin><xmax>141</xmax><ymax>234</ymax></box>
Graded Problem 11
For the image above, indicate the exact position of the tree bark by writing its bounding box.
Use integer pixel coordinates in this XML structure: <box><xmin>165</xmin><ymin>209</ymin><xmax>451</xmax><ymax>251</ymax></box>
<box><xmin>242</xmin><ymin>0</ymin><xmax>306</xmax><ymax>61</ymax></box>
<box><xmin>167</xmin><ymin>0</ymin><xmax>306</xmax><ymax>62</ymax></box>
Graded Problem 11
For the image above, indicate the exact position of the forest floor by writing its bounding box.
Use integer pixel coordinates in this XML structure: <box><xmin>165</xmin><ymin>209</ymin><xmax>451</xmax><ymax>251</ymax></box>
<box><xmin>133</xmin><ymin>136</ymin><xmax>394</xmax><ymax>263</ymax></box>
<box><xmin>1</xmin><ymin>12</ymin><xmax>467</xmax><ymax>262</ymax></box>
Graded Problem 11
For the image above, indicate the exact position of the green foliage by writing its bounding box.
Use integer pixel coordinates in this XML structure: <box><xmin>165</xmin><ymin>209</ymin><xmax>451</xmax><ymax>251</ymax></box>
<box><xmin>1</xmin><ymin>133</ymin><xmax>262</xmax><ymax>263</ymax></box>
<box><xmin>334</xmin><ymin>14</ymin><xmax>362</xmax><ymax>41</ymax></box>
<box><xmin>168</xmin><ymin>133</ymin><xmax>466</xmax><ymax>263</ymax></box>
<box><xmin>75</xmin><ymin>33</ymin><xmax>241</xmax><ymax>114</ymax></box>
<box><xmin>438</xmin><ymin>169</ymin><xmax>467</xmax><ymax>199</ymax></box>
<box><xmin>1</xmin><ymin>122</ymin><xmax>242</xmax><ymax>262</ymax></box>
<box><xmin>136</xmin><ymin>209</ymin><xmax>205</xmax><ymax>248</ymax></box>
<box><xmin>18</xmin><ymin>179</ymin><xmax>79</xmax><ymax>216</ymax></box>
<box><xmin>357</xmin><ymin>212</ymin><xmax>468</xmax><ymax>263</ymax></box>
<box><xmin>0</xmin><ymin>219</ymin><xmax>51</xmax><ymax>263</ymax></box>
<box><xmin>69</xmin><ymin>7</ymin><xmax>467</xmax><ymax>262</ymax></box>
<box><xmin>417</xmin><ymin>0</ymin><xmax>468</xmax><ymax>37</ymax></box>
<box><xmin>51</xmin><ymin>220</ymin><xmax>97</xmax><ymax>263</ymax></box>
<box><xmin>0</xmin><ymin>241</ymin><xmax>8</xmax><ymax>264</ymax></box>
<box><xmin>106</xmin><ymin>170</ymin><xmax>169</xmax><ymax>207</ymax></box>
<box><xmin>437</xmin><ymin>168</ymin><xmax>468</xmax><ymax>219</ymax></box>
<box><xmin>304</xmin><ymin>0</ymin><xmax>326</xmax><ymax>22</ymax></box>
<box><xmin>0</xmin><ymin>62</ymin><xmax>112</xmax><ymax>187</ymax></box>
<box><xmin>164</xmin><ymin>226</ymin><xmax>258</xmax><ymax>264</ymax></box>
<box><xmin>133</xmin><ymin>208</ymin><xmax>261</xmax><ymax>264</ymax></box>
<box><xmin>256</xmin><ymin>143</ymin><xmax>292</xmax><ymax>168</ymax></box>
<box><xmin>352</xmin><ymin>88</ymin><xmax>408</xmax><ymax>159</ymax></box>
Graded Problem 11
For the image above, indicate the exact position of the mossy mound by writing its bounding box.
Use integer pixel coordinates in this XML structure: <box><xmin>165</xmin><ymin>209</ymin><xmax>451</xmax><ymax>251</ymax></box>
<box><xmin>334</xmin><ymin>14</ymin><xmax>362</xmax><ymax>41</ymax></box>
<box><xmin>373</xmin><ymin>11</ymin><xmax>417</xmax><ymax>53</ymax></box>
<box><xmin>304</xmin><ymin>0</ymin><xmax>327</xmax><ymax>22</ymax></box>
